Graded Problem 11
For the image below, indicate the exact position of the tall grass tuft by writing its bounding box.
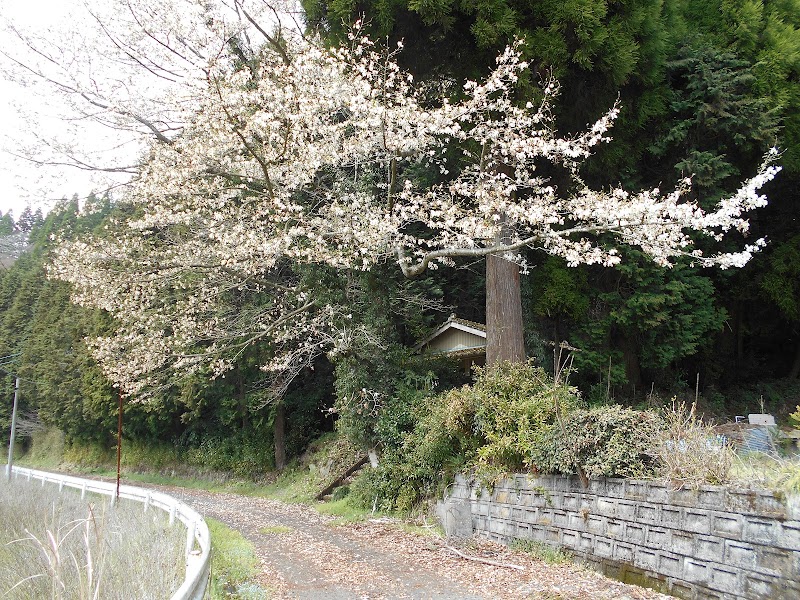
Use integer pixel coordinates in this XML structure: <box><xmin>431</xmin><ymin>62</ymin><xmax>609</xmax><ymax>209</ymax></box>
<box><xmin>0</xmin><ymin>477</ymin><xmax>185</xmax><ymax>599</ymax></box>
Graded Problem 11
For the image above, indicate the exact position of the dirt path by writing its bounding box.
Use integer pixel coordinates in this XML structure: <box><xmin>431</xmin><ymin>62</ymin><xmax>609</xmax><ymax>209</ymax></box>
<box><xmin>157</xmin><ymin>485</ymin><xmax>672</xmax><ymax>600</ymax></box>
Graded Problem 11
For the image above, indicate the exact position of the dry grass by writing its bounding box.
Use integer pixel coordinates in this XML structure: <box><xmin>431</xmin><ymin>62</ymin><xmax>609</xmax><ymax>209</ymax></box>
<box><xmin>0</xmin><ymin>477</ymin><xmax>185</xmax><ymax>599</ymax></box>
<box><xmin>651</xmin><ymin>400</ymin><xmax>736</xmax><ymax>487</ymax></box>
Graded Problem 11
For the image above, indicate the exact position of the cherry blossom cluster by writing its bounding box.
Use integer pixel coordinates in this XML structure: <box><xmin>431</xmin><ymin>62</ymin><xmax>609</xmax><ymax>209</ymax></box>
<box><xmin>50</xmin><ymin>13</ymin><xmax>779</xmax><ymax>396</ymax></box>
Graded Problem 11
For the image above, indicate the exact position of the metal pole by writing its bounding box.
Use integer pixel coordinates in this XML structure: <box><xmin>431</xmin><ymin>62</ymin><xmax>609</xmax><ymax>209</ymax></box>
<box><xmin>6</xmin><ymin>377</ymin><xmax>20</xmax><ymax>481</ymax></box>
<box><xmin>116</xmin><ymin>390</ymin><xmax>123</xmax><ymax>499</ymax></box>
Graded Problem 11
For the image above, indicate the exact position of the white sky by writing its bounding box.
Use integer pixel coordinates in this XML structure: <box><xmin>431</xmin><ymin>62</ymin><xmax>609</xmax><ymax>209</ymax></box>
<box><xmin>0</xmin><ymin>0</ymin><xmax>96</xmax><ymax>217</ymax></box>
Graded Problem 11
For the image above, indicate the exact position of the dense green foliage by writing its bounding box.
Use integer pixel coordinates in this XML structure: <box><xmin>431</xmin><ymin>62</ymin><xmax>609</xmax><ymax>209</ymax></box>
<box><xmin>2</xmin><ymin>0</ymin><xmax>800</xmax><ymax>515</ymax></box>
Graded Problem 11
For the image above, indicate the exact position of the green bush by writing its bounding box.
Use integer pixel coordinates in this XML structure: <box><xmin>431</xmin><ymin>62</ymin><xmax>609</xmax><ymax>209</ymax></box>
<box><xmin>350</xmin><ymin>361</ymin><xmax>580</xmax><ymax>512</ymax></box>
<box><xmin>529</xmin><ymin>405</ymin><xmax>661</xmax><ymax>478</ymax></box>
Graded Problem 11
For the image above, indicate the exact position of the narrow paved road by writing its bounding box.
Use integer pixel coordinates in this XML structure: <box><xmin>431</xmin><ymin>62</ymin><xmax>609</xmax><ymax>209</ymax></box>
<box><xmin>158</xmin><ymin>485</ymin><xmax>672</xmax><ymax>600</ymax></box>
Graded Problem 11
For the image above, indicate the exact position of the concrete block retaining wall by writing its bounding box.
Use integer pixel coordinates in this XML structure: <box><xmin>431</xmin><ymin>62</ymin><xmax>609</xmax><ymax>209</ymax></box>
<box><xmin>439</xmin><ymin>474</ymin><xmax>800</xmax><ymax>599</ymax></box>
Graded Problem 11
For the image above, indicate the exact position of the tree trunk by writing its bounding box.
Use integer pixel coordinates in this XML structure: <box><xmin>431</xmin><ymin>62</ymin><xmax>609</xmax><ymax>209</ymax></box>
<box><xmin>486</xmin><ymin>252</ymin><xmax>526</xmax><ymax>365</ymax></box>
<box><xmin>274</xmin><ymin>401</ymin><xmax>286</xmax><ymax>471</ymax></box>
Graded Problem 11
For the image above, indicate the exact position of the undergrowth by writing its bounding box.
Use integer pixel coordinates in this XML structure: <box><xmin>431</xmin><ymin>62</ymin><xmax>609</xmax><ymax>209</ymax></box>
<box><xmin>207</xmin><ymin>518</ymin><xmax>272</xmax><ymax>599</ymax></box>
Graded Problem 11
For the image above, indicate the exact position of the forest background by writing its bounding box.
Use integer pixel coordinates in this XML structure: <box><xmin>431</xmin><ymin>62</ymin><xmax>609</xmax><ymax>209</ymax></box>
<box><xmin>0</xmin><ymin>0</ymin><xmax>799</xmax><ymax>482</ymax></box>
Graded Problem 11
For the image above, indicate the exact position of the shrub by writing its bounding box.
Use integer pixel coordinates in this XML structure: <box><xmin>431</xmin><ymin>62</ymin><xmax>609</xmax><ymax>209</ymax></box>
<box><xmin>528</xmin><ymin>405</ymin><xmax>661</xmax><ymax>478</ymax></box>
<box><xmin>350</xmin><ymin>361</ymin><xmax>580</xmax><ymax>512</ymax></box>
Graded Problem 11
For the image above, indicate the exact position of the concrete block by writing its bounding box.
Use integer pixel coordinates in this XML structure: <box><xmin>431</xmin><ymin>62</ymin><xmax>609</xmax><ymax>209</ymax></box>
<box><xmin>695</xmin><ymin>536</ymin><xmax>724</xmax><ymax>562</ymax></box>
<box><xmin>646</xmin><ymin>526</ymin><xmax>669</xmax><ymax>549</ymax></box>
<box><xmin>697</xmin><ymin>487</ymin><xmax>725</xmax><ymax>509</ymax></box>
<box><xmin>683</xmin><ymin>510</ymin><xmax>713</xmax><ymax>535</ymax></box>
<box><xmin>645</xmin><ymin>482</ymin><xmax>669</xmax><ymax>504</ymax></box>
<box><xmin>617</xmin><ymin>501</ymin><xmax>636</xmax><ymax>519</ymax></box>
<box><xmin>683</xmin><ymin>558</ymin><xmax>710</xmax><ymax>584</ymax></box>
<box><xmin>588</xmin><ymin>479</ymin><xmax>606</xmax><ymax>495</ymax></box>
<box><xmin>661</xmin><ymin>506</ymin><xmax>682</xmax><ymax>528</ymax></box>
<box><xmin>552</xmin><ymin>510</ymin><xmax>570</xmax><ymax>526</ymax></box>
<box><xmin>596</xmin><ymin>497</ymin><xmax>616</xmax><ymax>515</ymax></box>
<box><xmin>743</xmin><ymin>517</ymin><xmax>778</xmax><ymax>544</ymax></box>
<box><xmin>635</xmin><ymin>547</ymin><xmax>659</xmax><ymax>570</ymax></box>
<box><xmin>668</xmin><ymin>580</ymin><xmax>696</xmax><ymax>599</ymax></box>
<box><xmin>587</xmin><ymin>515</ymin><xmax>605</xmax><ymax>533</ymax></box>
<box><xmin>659</xmin><ymin>553</ymin><xmax>681</xmax><ymax>576</ymax></box>
<box><xmin>778</xmin><ymin>521</ymin><xmax>800</xmax><ymax>551</ymax></box>
<box><xmin>494</xmin><ymin>490</ymin><xmax>509</xmax><ymax>503</ymax></box>
<box><xmin>596</xmin><ymin>537</ymin><xmax>613</xmax><ymax>557</ymax></box>
<box><xmin>669</xmin><ymin>487</ymin><xmax>700</xmax><ymax>507</ymax></box>
<box><xmin>568</xmin><ymin>512</ymin><xmax>588</xmax><ymax>529</ymax></box>
<box><xmin>636</xmin><ymin>502</ymin><xmax>659</xmax><ymax>523</ymax></box>
<box><xmin>625</xmin><ymin>480</ymin><xmax>648</xmax><ymax>501</ymax></box>
<box><xmin>724</xmin><ymin>540</ymin><xmax>758</xmax><ymax>568</ymax></box>
<box><xmin>712</xmin><ymin>513</ymin><xmax>743</xmax><ymax>537</ymax></box>
<box><xmin>613</xmin><ymin>541</ymin><xmax>634</xmax><ymax>562</ymax></box>
<box><xmin>441</xmin><ymin>498</ymin><xmax>474</xmax><ymax>539</ymax></box>
<box><xmin>605</xmin><ymin>479</ymin><xmax>625</xmax><ymax>498</ymax></box>
<box><xmin>756</xmin><ymin>546</ymin><xmax>793</xmax><ymax>576</ymax></box>
<box><xmin>579</xmin><ymin>532</ymin><xmax>595</xmax><ymax>551</ymax></box>
<box><xmin>743</xmin><ymin>571</ymin><xmax>776</xmax><ymax>598</ymax></box>
<box><xmin>671</xmin><ymin>530</ymin><xmax>695</xmax><ymax>555</ymax></box>
<box><xmin>562</xmin><ymin>493</ymin><xmax>579</xmax><ymax>511</ymax></box>
<box><xmin>709</xmin><ymin>565</ymin><xmax>740</xmax><ymax>594</ymax></box>
<box><xmin>512</xmin><ymin>507</ymin><xmax>524</xmax><ymax>521</ymax></box>
<box><xmin>626</xmin><ymin>523</ymin><xmax>646</xmax><ymax>545</ymax></box>
<box><xmin>727</xmin><ymin>489</ymin><xmax>762</xmax><ymax>514</ymax></box>
<box><xmin>562</xmin><ymin>529</ymin><xmax>580</xmax><ymax>549</ymax></box>
<box><xmin>607</xmin><ymin>518</ymin><xmax>624</xmax><ymax>538</ymax></box>
<box><xmin>544</xmin><ymin>527</ymin><xmax>560</xmax><ymax>543</ymax></box>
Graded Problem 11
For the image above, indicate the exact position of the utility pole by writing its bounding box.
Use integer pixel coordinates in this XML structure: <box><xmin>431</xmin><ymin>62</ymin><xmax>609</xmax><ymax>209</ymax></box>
<box><xmin>6</xmin><ymin>376</ymin><xmax>20</xmax><ymax>481</ymax></box>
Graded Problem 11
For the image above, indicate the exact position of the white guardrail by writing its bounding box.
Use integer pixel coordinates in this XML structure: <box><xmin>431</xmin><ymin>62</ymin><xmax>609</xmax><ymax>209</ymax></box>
<box><xmin>5</xmin><ymin>466</ymin><xmax>211</xmax><ymax>600</ymax></box>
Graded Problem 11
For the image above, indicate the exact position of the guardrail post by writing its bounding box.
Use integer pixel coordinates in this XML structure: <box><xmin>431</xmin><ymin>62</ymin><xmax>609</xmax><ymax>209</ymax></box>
<box><xmin>81</xmin><ymin>482</ymin><xmax>87</xmax><ymax>499</ymax></box>
<box><xmin>185</xmin><ymin>520</ymin><xmax>196</xmax><ymax>562</ymax></box>
<box><xmin>59</xmin><ymin>480</ymin><xmax>64</xmax><ymax>493</ymax></box>
<box><xmin>169</xmin><ymin>503</ymin><xmax>176</xmax><ymax>526</ymax></box>
<box><xmin>144</xmin><ymin>492</ymin><xmax>151</xmax><ymax>512</ymax></box>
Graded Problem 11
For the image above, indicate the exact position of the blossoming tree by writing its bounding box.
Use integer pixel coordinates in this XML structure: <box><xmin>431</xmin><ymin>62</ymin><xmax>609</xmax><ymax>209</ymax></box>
<box><xmin>21</xmin><ymin>2</ymin><xmax>777</xmax><ymax>397</ymax></box>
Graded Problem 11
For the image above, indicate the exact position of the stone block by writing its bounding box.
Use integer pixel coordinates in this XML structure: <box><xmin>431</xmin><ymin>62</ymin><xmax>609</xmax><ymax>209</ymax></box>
<box><xmin>724</xmin><ymin>540</ymin><xmax>758</xmax><ymax>569</ymax></box>
<box><xmin>646</xmin><ymin>526</ymin><xmax>669</xmax><ymax>549</ymax></box>
<box><xmin>743</xmin><ymin>517</ymin><xmax>778</xmax><ymax>544</ymax></box>
<box><xmin>709</xmin><ymin>566</ymin><xmax>740</xmax><ymax>594</ymax></box>
<box><xmin>684</xmin><ymin>510</ymin><xmax>712</xmax><ymax>535</ymax></box>
<box><xmin>712</xmin><ymin>513</ymin><xmax>743</xmax><ymax>537</ymax></box>
<box><xmin>626</xmin><ymin>523</ymin><xmax>646</xmax><ymax>545</ymax></box>
<box><xmin>695</xmin><ymin>536</ymin><xmax>724</xmax><ymax>562</ymax></box>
